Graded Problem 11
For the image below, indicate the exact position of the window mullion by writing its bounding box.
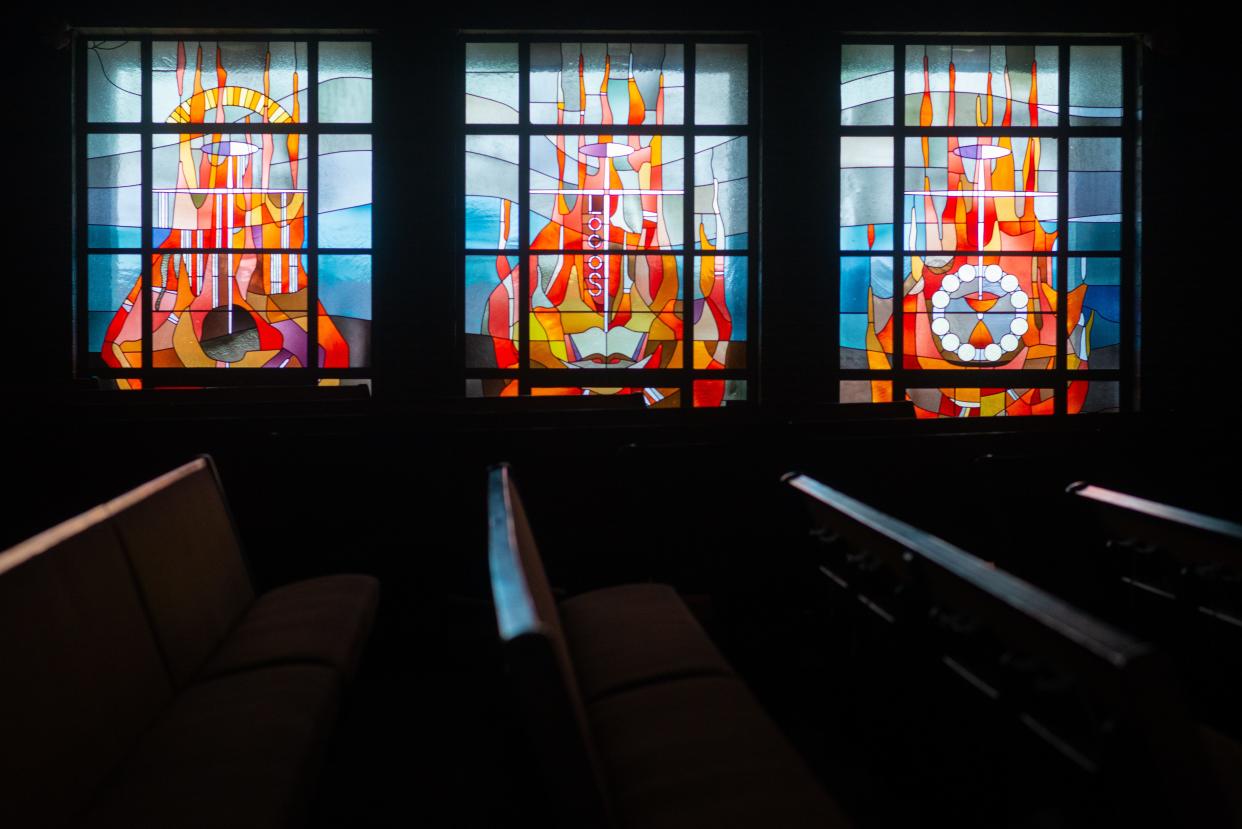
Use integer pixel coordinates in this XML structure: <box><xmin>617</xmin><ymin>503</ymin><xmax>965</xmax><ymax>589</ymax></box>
<box><xmin>141</xmin><ymin>38</ymin><xmax>153</xmax><ymax>385</ymax></box>
<box><xmin>891</xmin><ymin>42</ymin><xmax>905</xmax><ymax>404</ymax></box>
<box><xmin>683</xmin><ymin>37</ymin><xmax>695</xmax><ymax>407</ymax></box>
<box><xmin>1121</xmin><ymin>39</ymin><xmax>1138</xmax><ymax>413</ymax></box>
<box><xmin>518</xmin><ymin>40</ymin><xmax>531</xmax><ymax>396</ymax></box>
<box><xmin>307</xmin><ymin>40</ymin><xmax>320</xmax><ymax>381</ymax></box>
<box><xmin>746</xmin><ymin>37</ymin><xmax>760</xmax><ymax>404</ymax></box>
<box><xmin>75</xmin><ymin>38</ymin><xmax>90</xmax><ymax>377</ymax></box>
<box><xmin>1055</xmin><ymin>43</ymin><xmax>1070</xmax><ymax>415</ymax></box>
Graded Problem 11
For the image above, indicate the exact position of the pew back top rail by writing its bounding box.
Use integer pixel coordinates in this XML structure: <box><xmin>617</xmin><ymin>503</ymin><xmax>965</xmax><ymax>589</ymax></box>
<box><xmin>1068</xmin><ymin>481</ymin><xmax>1242</xmax><ymax>569</ymax></box>
<box><xmin>487</xmin><ymin>463</ymin><xmax>615</xmax><ymax>828</ymax></box>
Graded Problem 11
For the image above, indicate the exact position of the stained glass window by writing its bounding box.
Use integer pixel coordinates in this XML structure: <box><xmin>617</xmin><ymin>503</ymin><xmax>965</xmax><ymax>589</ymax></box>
<box><xmin>78</xmin><ymin>37</ymin><xmax>373</xmax><ymax>389</ymax></box>
<box><xmin>838</xmin><ymin>39</ymin><xmax>1134</xmax><ymax>417</ymax></box>
<box><xmin>463</xmin><ymin>38</ymin><xmax>755</xmax><ymax>407</ymax></box>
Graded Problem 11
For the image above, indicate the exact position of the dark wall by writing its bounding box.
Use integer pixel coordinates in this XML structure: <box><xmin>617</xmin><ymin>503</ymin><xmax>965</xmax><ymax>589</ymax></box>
<box><xmin>5</xmin><ymin>4</ymin><xmax>1236</xmax><ymax>600</ymax></box>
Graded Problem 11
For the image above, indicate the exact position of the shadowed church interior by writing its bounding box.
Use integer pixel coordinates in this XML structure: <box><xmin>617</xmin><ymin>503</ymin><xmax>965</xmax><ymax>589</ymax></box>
<box><xmin>4</xmin><ymin>2</ymin><xmax>1240</xmax><ymax>827</ymax></box>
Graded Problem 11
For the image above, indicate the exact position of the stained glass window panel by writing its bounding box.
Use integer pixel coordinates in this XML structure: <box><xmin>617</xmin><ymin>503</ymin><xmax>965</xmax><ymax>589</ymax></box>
<box><xmin>840</xmin><ymin>257</ymin><xmax>893</xmax><ymax>369</ymax></box>
<box><xmin>840</xmin><ymin>379</ymin><xmax>893</xmax><ymax>404</ymax></box>
<box><xmin>1070</xmin><ymin>380</ymin><xmax>1120</xmax><ymax>414</ymax></box>
<box><xmin>529</xmin><ymin>134</ymin><xmax>684</xmax><ymax>250</ymax></box>
<box><xmin>1067</xmin><ymin>257</ymin><xmax>1121</xmax><ymax>370</ymax></box>
<box><xmin>904</xmin><ymin>45</ymin><xmax>1058</xmax><ymax>128</ymax></box>
<box><xmin>534</xmin><ymin>386</ymin><xmax>681</xmax><ymax>407</ymax></box>
<box><xmin>145</xmin><ymin>253</ymin><xmax>309</xmax><ymax>368</ymax></box>
<box><xmin>1069</xmin><ymin>138</ymin><xmax>1121</xmax><ymax>250</ymax></box>
<box><xmin>87</xmin><ymin>134</ymin><xmax>141</xmax><ymax>248</ymax></box>
<box><xmin>904</xmin><ymin>135</ymin><xmax>1058</xmax><ymax>252</ymax></box>
<box><xmin>907</xmin><ymin>387</ymin><xmax>1056</xmax><ymax>418</ymax></box>
<box><xmin>1069</xmin><ymin>46</ymin><xmax>1122</xmax><ymax>126</ymax></box>
<box><xmin>840</xmin><ymin>137</ymin><xmax>892</xmax><ymax>250</ymax></box>
<box><xmin>319</xmin><ymin>135</ymin><xmax>372</xmax><ymax>248</ymax></box>
<box><xmin>153</xmin><ymin>41</ymin><xmax>306</xmax><ymax>125</ymax></box>
<box><xmin>318</xmin><ymin>378</ymin><xmax>371</xmax><ymax>390</ymax></box>
<box><xmin>318</xmin><ymin>42</ymin><xmax>372</xmax><ymax>123</ymax></box>
<box><xmin>530</xmin><ymin>43</ymin><xmax>684</xmax><ymax>126</ymax></box>
<box><xmin>693</xmin><ymin>379</ymin><xmax>746</xmax><ymax>407</ymax></box>
<box><xmin>693</xmin><ymin>255</ymin><xmax>746</xmax><ymax>369</ymax></box>
<box><xmin>466</xmin><ymin>377</ymin><xmax>518</xmax><ymax>398</ymax></box>
<box><xmin>466</xmin><ymin>43</ymin><xmax>519</xmax><ymax>124</ymax></box>
<box><xmin>526</xmin><ymin>252</ymin><xmax>684</xmax><ymax>369</ymax></box>
<box><xmin>318</xmin><ymin>254</ymin><xmax>371</xmax><ymax>368</ymax></box>
<box><xmin>151</xmin><ymin>132</ymin><xmax>308</xmax><ymax>250</ymax></box>
<box><xmin>464</xmin><ymin>36</ymin><xmax>754</xmax><ymax>407</ymax></box>
<box><xmin>465</xmin><ymin>255</ymin><xmax>520</xmax><ymax>369</ymax></box>
<box><xmin>723</xmin><ymin>379</ymin><xmax>747</xmax><ymax>403</ymax></box>
<box><xmin>465</xmin><ymin>135</ymin><xmax>520</xmax><ymax>250</ymax></box>
<box><xmin>529</xmin><ymin>300</ymin><xmax>683</xmax><ymax>370</ymax></box>
<box><xmin>144</xmin><ymin>115</ymin><xmax>320</xmax><ymax>369</ymax></box>
<box><xmin>88</xmin><ymin>254</ymin><xmax>142</xmax><ymax>362</ymax></box>
<box><xmin>695</xmin><ymin>44</ymin><xmax>747</xmax><ymax>125</ymax></box>
<box><xmin>695</xmin><ymin>137</ymin><xmax>747</xmax><ymax>250</ymax></box>
<box><xmin>904</xmin><ymin>255</ymin><xmax>1057</xmax><ymax>370</ymax></box>
<box><xmin>87</xmin><ymin>41</ymin><xmax>141</xmax><ymax>122</ymax></box>
<box><xmin>78</xmin><ymin>36</ymin><xmax>373</xmax><ymax>386</ymax></box>
<box><xmin>841</xmin><ymin>45</ymin><xmax>893</xmax><ymax>126</ymax></box>
<box><xmin>841</xmin><ymin>37</ymin><xmax>1131</xmax><ymax>418</ymax></box>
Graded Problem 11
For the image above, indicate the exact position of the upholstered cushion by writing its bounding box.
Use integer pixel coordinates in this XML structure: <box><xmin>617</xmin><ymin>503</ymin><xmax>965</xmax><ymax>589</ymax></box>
<box><xmin>588</xmin><ymin>676</ymin><xmax>852</xmax><ymax>829</ymax></box>
<box><xmin>0</xmin><ymin>516</ymin><xmax>173</xmax><ymax>829</ymax></box>
<box><xmin>78</xmin><ymin>665</ymin><xmax>340</xmax><ymax>829</ymax></box>
<box><xmin>560</xmin><ymin>583</ymin><xmax>735</xmax><ymax>703</ymax></box>
<box><xmin>199</xmin><ymin>574</ymin><xmax>379</xmax><ymax>682</ymax></box>
<box><xmin>107</xmin><ymin>459</ymin><xmax>255</xmax><ymax>688</ymax></box>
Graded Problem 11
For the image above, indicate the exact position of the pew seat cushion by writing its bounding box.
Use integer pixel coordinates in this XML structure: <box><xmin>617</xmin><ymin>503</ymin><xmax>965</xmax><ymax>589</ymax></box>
<box><xmin>78</xmin><ymin>665</ymin><xmax>340</xmax><ymax>829</ymax></box>
<box><xmin>560</xmin><ymin>583</ymin><xmax>735</xmax><ymax>703</ymax></box>
<box><xmin>587</xmin><ymin>675</ymin><xmax>851</xmax><ymax>829</ymax></box>
<box><xmin>198</xmin><ymin>574</ymin><xmax>380</xmax><ymax>682</ymax></box>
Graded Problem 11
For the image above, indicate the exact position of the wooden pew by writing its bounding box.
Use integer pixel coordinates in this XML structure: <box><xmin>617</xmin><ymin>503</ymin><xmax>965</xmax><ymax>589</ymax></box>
<box><xmin>1067</xmin><ymin>481</ymin><xmax>1242</xmax><ymax>621</ymax></box>
<box><xmin>0</xmin><ymin>457</ymin><xmax>379</xmax><ymax>829</ymax></box>
<box><xmin>784</xmin><ymin>472</ymin><xmax>1235</xmax><ymax>827</ymax></box>
<box><xmin>488</xmin><ymin>463</ymin><xmax>851</xmax><ymax>829</ymax></box>
<box><xmin>1067</xmin><ymin>482</ymin><xmax>1242</xmax><ymax>740</ymax></box>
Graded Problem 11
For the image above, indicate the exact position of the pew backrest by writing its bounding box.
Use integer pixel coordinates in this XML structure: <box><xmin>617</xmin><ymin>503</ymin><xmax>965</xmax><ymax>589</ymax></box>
<box><xmin>0</xmin><ymin>455</ymin><xmax>249</xmax><ymax>826</ymax></box>
<box><xmin>1068</xmin><ymin>481</ymin><xmax>1242</xmax><ymax>569</ymax></box>
<box><xmin>487</xmin><ymin>464</ymin><xmax>610</xmax><ymax>827</ymax></box>
<box><xmin>0</xmin><ymin>509</ymin><xmax>173</xmax><ymax>828</ymax></box>
<box><xmin>104</xmin><ymin>457</ymin><xmax>255</xmax><ymax>687</ymax></box>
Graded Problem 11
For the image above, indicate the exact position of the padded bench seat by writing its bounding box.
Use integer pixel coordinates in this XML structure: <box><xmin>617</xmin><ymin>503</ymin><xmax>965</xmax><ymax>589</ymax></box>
<box><xmin>487</xmin><ymin>464</ymin><xmax>850</xmax><ymax>828</ymax></box>
<box><xmin>560</xmin><ymin>583</ymin><xmax>735</xmax><ymax>703</ymax></box>
<box><xmin>78</xmin><ymin>665</ymin><xmax>341</xmax><ymax>829</ymax></box>
<box><xmin>200</xmin><ymin>574</ymin><xmax>380</xmax><ymax>681</ymax></box>
<box><xmin>589</xmin><ymin>674</ymin><xmax>851</xmax><ymax>829</ymax></box>
<box><xmin>0</xmin><ymin>456</ymin><xmax>378</xmax><ymax>829</ymax></box>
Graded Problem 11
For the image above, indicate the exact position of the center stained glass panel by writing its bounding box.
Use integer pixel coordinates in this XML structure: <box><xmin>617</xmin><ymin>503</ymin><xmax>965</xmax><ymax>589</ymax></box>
<box><xmin>464</xmin><ymin>38</ymin><xmax>752</xmax><ymax>406</ymax></box>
